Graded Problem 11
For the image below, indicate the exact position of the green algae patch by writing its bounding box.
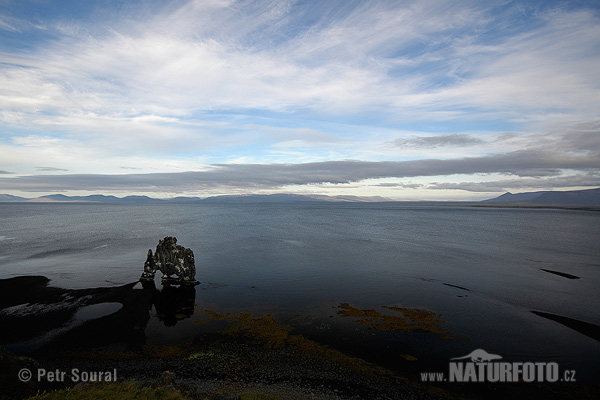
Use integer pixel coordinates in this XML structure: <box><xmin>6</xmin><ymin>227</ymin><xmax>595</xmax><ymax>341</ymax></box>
<box><xmin>194</xmin><ymin>310</ymin><xmax>293</xmax><ymax>348</ymax></box>
<box><xmin>45</xmin><ymin>344</ymin><xmax>190</xmax><ymax>361</ymax></box>
<box><xmin>141</xmin><ymin>345</ymin><xmax>188</xmax><ymax>359</ymax></box>
<box><xmin>26</xmin><ymin>382</ymin><xmax>189</xmax><ymax>400</ymax></box>
<box><xmin>186</xmin><ymin>350</ymin><xmax>239</xmax><ymax>363</ymax></box>
<box><xmin>240</xmin><ymin>394</ymin><xmax>282</xmax><ymax>400</ymax></box>
<box><xmin>222</xmin><ymin>313</ymin><xmax>293</xmax><ymax>349</ymax></box>
<box><xmin>193</xmin><ymin>308</ymin><xmax>399</xmax><ymax>379</ymax></box>
<box><xmin>399</xmin><ymin>354</ymin><xmax>418</xmax><ymax>361</ymax></box>
<box><xmin>337</xmin><ymin>303</ymin><xmax>454</xmax><ymax>338</ymax></box>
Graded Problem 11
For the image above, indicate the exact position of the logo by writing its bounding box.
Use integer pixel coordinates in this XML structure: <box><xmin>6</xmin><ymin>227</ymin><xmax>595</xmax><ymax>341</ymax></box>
<box><xmin>420</xmin><ymin>348</ymin><xmax>577</xmax><ymax>383</ymax></box>
<box><xmin>451</xmin><ymin>349</ymin><xmax>502</xmax><ymax>363</ymax></box>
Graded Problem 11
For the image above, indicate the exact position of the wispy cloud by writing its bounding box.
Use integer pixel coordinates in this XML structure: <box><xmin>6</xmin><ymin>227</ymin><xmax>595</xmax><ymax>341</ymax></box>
<box><xmin>2</xmin><ymin>1</ymin><xmax>598</xmax><ymax>123</ymax></box>
<box><xmin>0</xmin><ymin>16</ymin><xmax>19</xmax><ymax>33</ymax></box>
<box><xmin>36</xmin><ymin>167</ymin><xmax>68</xmax><ymax>172</ymax></box>
<box><xmin>391</xmin><ymin>134</ymin><xmax>485</xmax><ymax>149</ymax></box>
<box><xmin>2</xmin><ymin>144</ymin><xmax>598</xmax><ymax>193</ymax></box>
<box><xmin>373</xmin><ymin>182</ymin><xmax>424</xmax><ymax>190</ymax></box>
<box><xmin>427</xmin><ymin>173</ymin><xmax>600</xmax><ymax>193</ymax></box>
<box><xmin>0</xmin><ymin>0</ymin><xmax>598</xmax><ymax>198</ymax></box>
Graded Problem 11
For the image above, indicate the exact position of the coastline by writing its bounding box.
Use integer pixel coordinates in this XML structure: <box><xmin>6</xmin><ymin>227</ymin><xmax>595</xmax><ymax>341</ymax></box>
<box><xmin>1</xmin><ymin>276</ymin><xmax>598</xmax><ymax>400</ymax></box>
<box><xmin>0</xmin><ymin>276</ymin><xmax>441</xmax><ymax>400</ymax></box>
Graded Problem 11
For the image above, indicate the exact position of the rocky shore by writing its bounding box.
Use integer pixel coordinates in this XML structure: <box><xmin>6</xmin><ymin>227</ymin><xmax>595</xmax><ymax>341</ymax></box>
<box><xmin>0</xmin><ymin>276</ymin><xmax>442</xmax><ymax>399</ymax></box>
<box><xmin>0</xmin><ymin>276</ymin><xmax>596</xmax><ymax>400</ymax></box>
<box><xmin>20</xmin><ymin>340</ymin><xmax>437</xmax><ymax>400</ymax></box>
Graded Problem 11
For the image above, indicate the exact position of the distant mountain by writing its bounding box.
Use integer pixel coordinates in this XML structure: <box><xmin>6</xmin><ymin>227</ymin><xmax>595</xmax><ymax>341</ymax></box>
<box><xmin>35</xmin><ymin>194</ymin><xmax>121</xmax><ymax>203</ymax></box>
<box><xmin>37</xmin><ymin>194</ymin><xmax>71</xmax><ymax>201</ymax></box>
<box><xmin>198</xmin><ymin>194</ymin><xmax>325</xmax><ymax>204</ymax></box>
<box><xmin>168</xmin><ymin>196</ymin><xmax>204</xmax><ymax>204</ymax></box>
<box><xmin>483</xmin><ymin>191</ymin><xmax>542</xmax><ymax>204</ymax></box>
<box><xmin>482</xmin><ymin>188</ymin><xmax>600</xmax><ymax>206</ymax></box>
<box><xmin>0</xmin><ymin>193</ymin><xmax>389</xmax><ymax>204</ymax></box>
<box><xmin>308</xmin><ymin>194</ymin><xmax>392</xmax><ymax>202</ymax></box>
<box><xmin>4</xmin><ymin>190</ymin><xmax>597</xmax><ymax>206</ymax></box>
<box><xmin>0</xmin><ymin>194</ymin><xmax>29</xmax><ymax>202</ymax></box>
<box><xmin>33</xmin><ymin>194</ymin><xmax>143</xmax><ymax>203</ymax></box>
<box><xmin>80</xmin><ymin>195</ymin><xmax>120</xmax><ymax>203</ymax></box>
<box><xmin>120</xmin><ymin>195</ymin><xmax>165</xmax><ymax>203</ymax></box>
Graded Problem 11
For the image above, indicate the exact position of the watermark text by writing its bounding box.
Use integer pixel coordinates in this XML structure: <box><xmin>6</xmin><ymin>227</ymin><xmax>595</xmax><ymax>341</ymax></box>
<box><xmin>18</xmin><ymin>368</ymin><xmax>117</xmax><ymax>383</ymax></box>
<box><xmin>420</xmin><ymin>349</ymin><xmax>576</xmax><ymax>384</ymax></box>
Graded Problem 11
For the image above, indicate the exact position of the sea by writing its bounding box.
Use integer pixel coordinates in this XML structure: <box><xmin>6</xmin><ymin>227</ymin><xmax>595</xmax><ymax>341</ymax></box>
<box><xmin>1</xmin><ymin>202</ymin><xmax>599</xmax><ymax>382</ymax></box>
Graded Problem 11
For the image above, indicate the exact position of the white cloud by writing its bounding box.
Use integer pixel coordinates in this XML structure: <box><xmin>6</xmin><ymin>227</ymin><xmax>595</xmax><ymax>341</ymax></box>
<box><xmin>426</xmin><ymin>9</ymin><xmax>600</xmax><ymax>122</ymax></box>
<box><xmin>3</xmin><ymin>0</ymin><xmax>596</xmax><ymax>126</ymax></box>
<box><xmin>0</xmin><ymin>0</ymin><xmax>598</xmax><ymax>198</ymax></box>
<box><xmin>427</xmin><ymin>173</ymin><xmax>600</xmax><ymax>193</ymax></box>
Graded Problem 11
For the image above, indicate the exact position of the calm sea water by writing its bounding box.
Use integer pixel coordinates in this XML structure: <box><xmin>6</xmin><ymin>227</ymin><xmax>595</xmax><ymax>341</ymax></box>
<box><xmin>1</xmin><ymin>203</ymin><xmax>599</xmax><ymax>380</ymax></box>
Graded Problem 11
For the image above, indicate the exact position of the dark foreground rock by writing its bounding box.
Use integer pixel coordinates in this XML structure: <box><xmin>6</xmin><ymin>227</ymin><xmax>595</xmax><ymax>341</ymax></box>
<box><xmin>0</xmin><ymin>276</ymin><xmax>197</xmax><ymax>351</ymax></box>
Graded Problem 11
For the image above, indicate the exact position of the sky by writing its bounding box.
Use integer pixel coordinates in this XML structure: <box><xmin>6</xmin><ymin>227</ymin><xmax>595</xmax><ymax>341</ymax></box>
<box><xmin>0</xmin><ymin>0</ymin><xmax>599</xmax><ymax>200</ymax></box>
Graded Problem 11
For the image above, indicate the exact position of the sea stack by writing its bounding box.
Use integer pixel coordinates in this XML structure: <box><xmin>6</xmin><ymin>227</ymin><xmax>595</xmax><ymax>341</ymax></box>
<box><xmin>140</xmin><ymin>237</ymin><xmax>199</xmax><ymax>285</ymax></box>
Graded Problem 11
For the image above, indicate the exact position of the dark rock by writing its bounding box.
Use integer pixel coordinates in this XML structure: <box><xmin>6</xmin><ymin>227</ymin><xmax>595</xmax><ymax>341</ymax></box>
<box><xmin>158</xmin><ymin>370</ymin><xmax>176</xmax><ymax>388</ymax></box>
<box><xmin>0</xmin><ymin>275</ymin><xmax>198</xmax><ymax>355</ymax></box>
<box><xmin>0</xmin><ymin>346</ymin><xmax>42</xmax><ymax>399</ymax></box>
<box><xmin>140</xmin><ymin>237</ymin><xmax>199</xmax><ymax>286</ymax></box>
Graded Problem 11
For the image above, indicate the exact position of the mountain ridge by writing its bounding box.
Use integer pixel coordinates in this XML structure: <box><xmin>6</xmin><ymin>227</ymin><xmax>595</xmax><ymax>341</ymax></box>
<box><xmin>0</xmin><ymin>188</ymin><xmax>599</xmax><ymax>205</ymax></box>
<box><xmin>481</xmin><ymin>188</ymin><xmax>600</xmax><ymax>205</ymax></box>
<box><xmin>0</xmin><ymin>193</ymin><xmax>391</xmax><ymax>204</ymax></box>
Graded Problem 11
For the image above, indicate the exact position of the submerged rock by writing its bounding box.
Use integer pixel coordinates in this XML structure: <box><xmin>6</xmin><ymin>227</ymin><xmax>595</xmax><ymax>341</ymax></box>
<box><xmin>140</xmin><ymin>237</ymin><xmax>199</xmax><ymax>286</ymax></box>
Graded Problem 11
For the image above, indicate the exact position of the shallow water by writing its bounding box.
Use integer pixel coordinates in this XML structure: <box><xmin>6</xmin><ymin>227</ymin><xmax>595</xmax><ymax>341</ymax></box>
<box><xmin>1</xmin><ymin>203</ymin><xmax>599</xmax><ymax>381</ymax></box>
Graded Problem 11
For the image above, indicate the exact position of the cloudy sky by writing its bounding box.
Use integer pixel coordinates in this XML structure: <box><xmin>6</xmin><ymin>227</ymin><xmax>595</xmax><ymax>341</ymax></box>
<box><xmin>1</xmin><ymin>0</ymin><xmax>599</xmax><ymax>200</ymax></box>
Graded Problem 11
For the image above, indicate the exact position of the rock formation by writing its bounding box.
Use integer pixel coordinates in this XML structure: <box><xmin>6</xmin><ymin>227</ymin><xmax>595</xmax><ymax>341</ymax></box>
<box><xmin>140</xmin><ymin>237</ymin><xmax>199</xmax><ymax>285</ymax></box>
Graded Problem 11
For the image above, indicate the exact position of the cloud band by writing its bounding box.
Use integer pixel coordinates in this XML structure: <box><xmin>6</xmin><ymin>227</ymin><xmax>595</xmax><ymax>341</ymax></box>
<box><xmin>1</xmin><ymin>149</ymin><xmax>598</xmax><ymax>192</ymax></box>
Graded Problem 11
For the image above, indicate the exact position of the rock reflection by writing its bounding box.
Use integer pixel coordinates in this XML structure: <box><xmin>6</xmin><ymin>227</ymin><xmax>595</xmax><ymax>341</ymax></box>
<box><xmin>141</xmin><ymin>280</ymin><xmax>196</xmax><ymax>327</ymax></box>
<box><xmin>0</xmin><ymin>276</ymin><xmax>197</xmax><ymax>353</ymax></box>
